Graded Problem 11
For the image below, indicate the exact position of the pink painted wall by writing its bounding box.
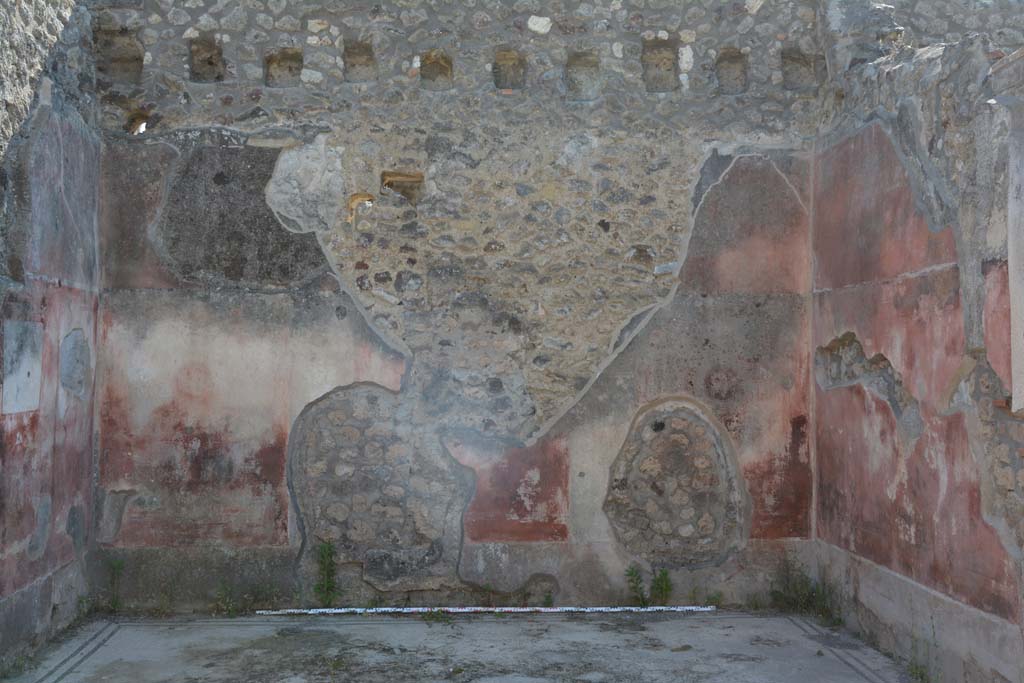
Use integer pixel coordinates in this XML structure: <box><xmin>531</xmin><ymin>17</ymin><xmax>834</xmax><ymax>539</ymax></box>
<box><xmin>813</xmin><ymin>123</ymin><xmax>1021</xmax><ymax>622</ymax></box>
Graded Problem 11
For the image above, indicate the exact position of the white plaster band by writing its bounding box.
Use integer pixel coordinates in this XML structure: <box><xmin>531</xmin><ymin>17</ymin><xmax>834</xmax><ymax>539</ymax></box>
<box><xmin>256</xmin><ymin>605</ymin><xmax>717</xmax><ymax>616</ymax></box>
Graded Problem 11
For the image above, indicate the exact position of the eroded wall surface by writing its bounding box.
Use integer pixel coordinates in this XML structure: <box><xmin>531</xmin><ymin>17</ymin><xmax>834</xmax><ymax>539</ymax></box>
<box><xmin>0</xmin><ymin>0</ymin><xmax>80</xmax><ymax>160</ymax></box>
<box><xmin>812</xmin><ymin>17</ymin><xmax>1024</xmax><ymax>680</ymax></box>
<box><xmin>6</xmin><ymin>1</ymin><xmax>1024</xmax><ymax>680</ymax></box>
<box><xmin>86</xmin><ymin>0</ymin><xmax>823</xmax><ymax>609</ymax></box>
<box><xmin>0</xmin><ymin>6</ymin><xmax>100</xmax><ymax>660</ymax></box>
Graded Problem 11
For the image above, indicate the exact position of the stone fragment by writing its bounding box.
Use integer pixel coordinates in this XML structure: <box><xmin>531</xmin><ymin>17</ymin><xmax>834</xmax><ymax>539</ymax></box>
<box><xmin>641</xmin><ymin>38</ymin><xmax>679</xmax><ymax>93</ymax></box>
<box><xmin>527</xmin><ymin>15</ymin><xmax>552</xmax><ymax>35</ymax></box>
<box><xmin>264</xmin><ymin>47</ymin><xmax>302</xmax><ymax>87</ymax></box>
<box><xmin>344</xmin><ymin>40</ymin><xmax>377</xmax><ymax>82</ymax></box>
<box><xmin>493</xmin><ymin>48</ymin><xmax>527</xmax><ymax>90</ymax></box>
<box><xmin>565</xmin><ymin>51</ymin><xmax>600</xmax><ymax>101</ymax></box>
<box><xmin>420</xmin><ymin>49</ymin><xmax>453</xmax><ymax>90</ymax></box>
<box><xmin>189</xmin><ymin>35</ymin><xmax>225</xmax><ymax>82</ymax></box>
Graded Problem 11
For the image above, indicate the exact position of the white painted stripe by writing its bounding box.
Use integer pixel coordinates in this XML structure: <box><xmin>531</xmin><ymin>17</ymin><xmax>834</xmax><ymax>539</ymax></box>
<box><xmin>255</xmin><ymin>605</ymin><xmax>716</xmax><ymax>616</ymax></box>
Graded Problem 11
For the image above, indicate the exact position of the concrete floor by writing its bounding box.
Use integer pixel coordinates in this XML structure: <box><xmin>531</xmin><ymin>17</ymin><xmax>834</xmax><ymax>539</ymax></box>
<box><xmin>15</xmin><ymin>613</ymin><xmax>910</xmax><ymax>683</ymax></box>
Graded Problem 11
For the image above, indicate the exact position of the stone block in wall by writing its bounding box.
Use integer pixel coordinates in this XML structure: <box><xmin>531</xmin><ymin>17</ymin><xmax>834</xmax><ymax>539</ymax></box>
<box><xmin>93</xmin><ymin>29</ymin><xmax>143</xmax><ymax>85</ymax></box>
<box><xmin>641</xmin><ymin>38</ymin><xmax>678</xmax><ymax>93</ymax></box>
<box><xmin>565</xmin><ymin>51</ymin><xmax>600</xmax><ymax>101</ymax></box>
<box><xmin>264</xmin><ymin>48</ymin><xmax>303</xmax><ymax>87</ymax></box>
<box><xmin>715</xmin><ymin>48</ymin><xmax>748</xmax><ymax>94</ymax></box>
<box><xmin>343</xmin><ymin>41</ymin><xmax>377</xmax><ymax>82</ymax></box>
<box><xmin>189</xmin><ymin>35</ymin><xmax>225</xmax><ymax>83</ymax></box>
<box><xmin>420</xmin><ymin>49</ymin><xmax>453</xmax><ymax>90</ymax></box>
<box><xmin>493</xmin><ymin>48</ymin><xmax>526</xmax><ymax>90</ymax></box>
<box><xmin>781</xmin><ymin>48</ymin><xmax>823</xmax><ymax>92</ymax></box>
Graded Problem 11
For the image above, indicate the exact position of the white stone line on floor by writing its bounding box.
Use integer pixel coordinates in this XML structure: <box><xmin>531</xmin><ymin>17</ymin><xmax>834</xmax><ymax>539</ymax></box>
<box><xmin>256</xmin><ymin>605</ymin><xmax>717</xmax><ymax>616</ymax></box>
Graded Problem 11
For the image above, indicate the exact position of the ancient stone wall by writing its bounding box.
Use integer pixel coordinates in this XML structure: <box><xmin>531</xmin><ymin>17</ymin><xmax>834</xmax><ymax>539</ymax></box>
<box><xmin>0</xmin><ymin>3</ymin><xmax>100</xmax><ymax>662</ymax></box>
<box><xmin>4</xmin><ymin>1</ymin><xmax>1024</xmax><ymax>680</ymax></box>
<box><xmin>895</xmin><ymin>0</ymin><xmax>1024</xmax><ymax>49</ymax></box>
<box><xmin>85</xmin><ymin>0</ymin><xmax>823</xmax><ymax>611</ymax></box>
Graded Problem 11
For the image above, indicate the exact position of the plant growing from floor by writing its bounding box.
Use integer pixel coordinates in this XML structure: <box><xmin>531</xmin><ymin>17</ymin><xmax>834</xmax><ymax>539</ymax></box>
<box><xmin>542</xmin><ymin>591</ymin><xmax>554</xmax><ymax>608</ymax></box>
<box><xmin>481</xmin><ymin>583</ymin><xmax>496</xmax><ymax>607</ymax></box>
<box><xmin>107</xmin><ymin>557</ymin><xmax>125</xmax><ymax>613</ymax></box>
<box><xmin>626</xmin><ymin>567</ymin><xmax>675</xmax><ymax>607</ymax></box>
<box><xmin>313</xmin><ymin>540</ymin><xmax>339</xmax><ymax>608</ymax></box>
<box><xmin>907</xmin><ymin>660</ymin><xmax>931</xmax><ymax>683</ymax></box>
<box><xmin>625</xmin><ymin>566</ymin><xmax>650</xmax><ymax>607</ymax></box>
<box><xmin>422</xmin><ymin>609</ymin><xmax>453</xmax><ymax>625</ymax></box>
<box><xmin>212</xmin><ymin>581</ymin><xmax>238</xmax><ymax>617</ymax></box>
<box><xmin>768</xmin><ymin>556</ymin><xmax>841</xmax><ymax>626</ymax></box>
<box><xmin>650</xmin><ymin>569</ymin><xmax>673</xmax><ymax>606</ymax></box>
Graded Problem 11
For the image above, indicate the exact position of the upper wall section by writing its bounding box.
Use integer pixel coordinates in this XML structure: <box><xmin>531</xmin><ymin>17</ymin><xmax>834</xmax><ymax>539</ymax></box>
<box><xmin>0</xmin><ymin>0</ymin><xmax>78</xmax><ymax>159</ymax></box>
<box><xmin>895</xmin><ymin>0</ymin><xmax>1024</xmax><ymax>50</ymax></box>
<box><xmin>90</xmin><ymin>0</ymin><xmax>823</xmax><ymax>136</ymax></box>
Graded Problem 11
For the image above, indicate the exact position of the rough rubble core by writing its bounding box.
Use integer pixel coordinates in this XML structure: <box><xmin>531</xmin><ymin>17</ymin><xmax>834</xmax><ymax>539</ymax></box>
<box><xmin>289</xmin><ymin>383</ymin><xmax>470</xmax><ymax>592</ymax></box>
<box><xmin>603</xmin><ymin>403</ymin><xmax>744</xmax><ymax>567</ymax></box>
<box><xmin>3</xmin><ymin>0</ymin><xmax>1024</xmax><ymax>681</ymax></box>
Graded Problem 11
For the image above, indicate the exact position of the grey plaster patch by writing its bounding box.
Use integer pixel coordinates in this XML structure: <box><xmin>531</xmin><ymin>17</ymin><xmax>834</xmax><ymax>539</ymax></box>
<box><xmin>265</xmin><ymin>134</ymin><xmax>345</xmax><ymax>234</ymax></box>
<box><xmin>2</xmin><ymin>319</ymin><xmax>43</xmax><ymax>414</ymax></box>
<box><xmin>27</xmin><ymin>494</ymin><xmax>52</xmax><ymax>561</ymax></box>
<box><xmin>59</xmin><ymin>327</ymin><xmax>91</xmax><ymax>400</ymax></box>
<box><xmin>156</xmin><ymin>131</ymin><xmax>329</xmax><ymax>290</ymax></box>
<box><xmin>65</xmin><ymin>504</ymin><xmax>86</xmax><ymax>553</ymax></box>
<box><xmin>815</xmin><ymin>332</ymin><xmax>924</xmax><ymax>439</ymax></box>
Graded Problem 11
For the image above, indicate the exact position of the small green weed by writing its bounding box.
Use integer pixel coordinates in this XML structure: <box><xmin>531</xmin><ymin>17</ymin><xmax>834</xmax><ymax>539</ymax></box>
<box><xmin>625</xmin><ymin>566</ymin><xmax>675</xmax><ymax>607</ymax></box>
<box><xmin>107</xmin><ymin>558</ymin><xmax>125</xmax><ymax>613</ymax></box>
<box><xmin>908</xmin><ymin>661</ymin><xmax>930</xmax><ymax>683</ymax></box>
<box><xmin>768</xmin><ymin>556</ymin><xmax>841</xmax><ymax>626</ymax></box>
<box><xmin>422</xmin><ymin>609</ymin><xmax>453</xmax><ymax>625</ymax></box>
<box><xmin>313</xmin><ymin>541</ymin><xmax>339</xmax><ymax>608</ymax></box>
<box><xmin>625</xmin><ymin>566</ymin><xmax>649</xmax><ymax>607</ymax></box>
<box><xmin>542</xmin><ymin>591</ymin><xmax>554</xmax><ymax>608</ymax></box>
<box><xmin>650</xmin><ymin>569</ymin><xmax>672</xmax><ymax>606</ymax></box>
<box><xmin>212</xmin><ymin>581</ymin><xmax>239</xmax><ymax>617</ymax></box>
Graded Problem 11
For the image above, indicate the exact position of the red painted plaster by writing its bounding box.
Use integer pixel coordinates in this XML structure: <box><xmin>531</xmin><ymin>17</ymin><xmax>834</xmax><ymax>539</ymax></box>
<box><xmin>983</xmin><ymin>260</ymin><xmax>1012</xmax><ymax>392</ymax></box>
<box><xmin>447</xmin><ymin>436</ymin><xmax>570</xmax><ymax>542</ymax></box>
<box><xmin>813</xmin><ymin>123</ymin><xmax>957</xmax><ymax>290</ymax></box>
<box><xmin>816</xmin><ymin>384</ymin><xmax>1020</xmax><ymax>621</ymax></box>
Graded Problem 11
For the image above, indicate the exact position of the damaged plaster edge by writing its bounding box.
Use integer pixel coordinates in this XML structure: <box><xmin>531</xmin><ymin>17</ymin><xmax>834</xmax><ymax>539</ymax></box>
<box><xmin>810</xmin><ymin>260</ymin><xmax>960</xmax><ymax>295</ymax></box>
<box><xmin>813</xmin><ymin>330</ymin><xmax>924</xmax><ymax>438</ymax></box>
<box><xmin>313</xmin><ymin>242</ymin><xmax>414</xmax><ymax>369</ymax></box>
<box><xmin>528</xmin><ymin>144</ymin><xmax>809</xmax><ymax>447</ymax></box>
<box><xmin>285</xmin><ymin>380</ymin><xmax>406</xmax><ymax>569</ymax></box>
<box><xmin>950</xmin><ymin>357</ymin><xmax>1024</xmax><ymax>579</ymax></box>
<box><xmin>817</xmin><ymin>116</ymin><xmax>958</xmax><ymax>236</ymax></box>
<box><xmin>615</xmin><ymin>395</ymin><xmax>754</xmax><ymax>563</ymax></box>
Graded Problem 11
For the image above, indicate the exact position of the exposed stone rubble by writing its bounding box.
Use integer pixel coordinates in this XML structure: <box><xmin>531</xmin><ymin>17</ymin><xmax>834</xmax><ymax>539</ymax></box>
<box><xmin>3</xmin><ymin>0</ymin><xmax>1024</xmax><ymax>680</ymax></box>
<box><xmin>603</xmin><ymin>402</ymin><xmax>745</xmax><ymax>567</ymax></box>
<box><xmin>289</xmin><ymin>384</ymin><xmax>471</xmax><ymax>592</ymax></box>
